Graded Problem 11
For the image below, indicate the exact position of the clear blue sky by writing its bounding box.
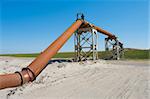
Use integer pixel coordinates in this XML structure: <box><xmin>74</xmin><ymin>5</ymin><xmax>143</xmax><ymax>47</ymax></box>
<box><xmin>0</xmin><ymin>0</ymin><xmax>149</xmax><ymax>54</ymax></box>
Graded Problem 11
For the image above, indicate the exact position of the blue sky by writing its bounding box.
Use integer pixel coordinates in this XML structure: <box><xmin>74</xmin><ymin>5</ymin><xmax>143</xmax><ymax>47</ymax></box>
<box><xmin>0</xmin><ymin>0</ymin><xmax>149</xmax><ymax>54</ymax></box>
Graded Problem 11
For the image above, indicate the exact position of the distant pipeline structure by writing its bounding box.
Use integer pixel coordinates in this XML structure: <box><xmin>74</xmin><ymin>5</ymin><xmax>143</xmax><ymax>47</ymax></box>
<box><xmin>0</xmin><ymin>13</ymin><xmax>123</xmax><ymax>89</ymax></box>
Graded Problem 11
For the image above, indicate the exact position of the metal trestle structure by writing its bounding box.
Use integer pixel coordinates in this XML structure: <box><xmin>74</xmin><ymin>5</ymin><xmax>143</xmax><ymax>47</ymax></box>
<box><xmin>105</xmin><ymin>37</ymin><xmax>124</xmax><ymax>60</ymax></box>
<box><xmin>74</xmin><ymin>27</ymin><xmax>98</xmax><ymax>61</ymax></box>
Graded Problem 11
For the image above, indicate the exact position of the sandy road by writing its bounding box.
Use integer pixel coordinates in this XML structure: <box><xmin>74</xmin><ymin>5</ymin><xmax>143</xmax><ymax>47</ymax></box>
<box><xmin>0</xmin><ymin>57</ymin><xmax>149</xmax><ymax>99</ymax></box>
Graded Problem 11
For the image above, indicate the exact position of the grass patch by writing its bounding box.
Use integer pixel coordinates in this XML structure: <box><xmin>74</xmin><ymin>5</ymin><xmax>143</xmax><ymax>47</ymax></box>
<box><xmin>123</xmin><ymin>49</ymin><xmax>150</xmax><ymax>59</ymax></box>
<box><xmin>0</xmin><ymin>53</ymin><xmax>39</xmax><ymax>57</ymax></box>
<box><xmin>53</xmin><ymin>52</ymin><xmax>75</xmax><ymax>58</ymax></box>
<box><xmin>0</xmin><ymin>48</ymin><xmax>149</xmax><ymax>59</ymax></box>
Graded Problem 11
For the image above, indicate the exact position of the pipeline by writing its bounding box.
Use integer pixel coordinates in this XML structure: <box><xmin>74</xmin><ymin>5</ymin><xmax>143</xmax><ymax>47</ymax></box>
<box><xmin>0</xmin><ymin>16</ymin><xmax>117</xmax><ymax>89</ymax></box>
<box><xmin>82</xmin><ymin>21</ymin><xmax>117</xmax><ymax>39</ymax></box>
<box><xmin>0</xmin><ymin>19</ymin><xmax>83</xmax><ymax>89</ymax></box>
<box><xmin>93</xmin><ymin>25</ymin><xmax>116</xmax><ymax>39</ymax></box>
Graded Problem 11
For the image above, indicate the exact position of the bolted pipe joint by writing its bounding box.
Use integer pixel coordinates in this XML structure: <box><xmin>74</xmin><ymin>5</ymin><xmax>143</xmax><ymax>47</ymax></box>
<box><xmin>21</xmin><ymin>68</ymin><xmax>36</xmax><ymax>82</ymax></box>
<box><xmin>15</xmin><ymin>67</ymin><xmax>36</xmax><ymax>86</ymax></box>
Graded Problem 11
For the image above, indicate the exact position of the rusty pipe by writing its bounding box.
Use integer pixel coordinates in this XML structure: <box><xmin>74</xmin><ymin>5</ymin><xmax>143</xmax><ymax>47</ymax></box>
<box><xmin>82</xmin><ymin>21</ymin><xmax>116</xmax><ymax>39</ymax></box>
<box><xmin>93</xmin><ymin>25</ymin><xmax>116</xmax><ymax>39</ymax></box>
<box><xmin>0</xmin><ymin>19</ymin><xmax>83</xmax><ymax>89</ymax></box>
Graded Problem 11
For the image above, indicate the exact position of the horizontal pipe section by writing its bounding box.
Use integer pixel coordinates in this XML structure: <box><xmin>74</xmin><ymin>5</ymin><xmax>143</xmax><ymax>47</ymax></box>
<box><xmin>93</xmin><ymin>26</ymin><xmax>116</xmax><ymax>39</ymax></box>
<box><xmin>0</xmin><ymin>73</ymin><xmax>21</xmax><ymax>88</ymax></box>
<box><xmin>82</xmin><ymin>21</ymin><xmax>116</xmax><ymax>39</ymax></box>
<box><xmin>0</xmin><ymin>19</ymin><xmax>83</xmax><ymax>89</ymax></box>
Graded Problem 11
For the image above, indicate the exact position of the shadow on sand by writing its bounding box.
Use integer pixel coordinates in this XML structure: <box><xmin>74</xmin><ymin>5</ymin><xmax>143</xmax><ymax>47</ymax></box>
<box><xmin>47</xmin><ymin>59</ymin><xmax>73</xmax><ymax>65</ymax></box>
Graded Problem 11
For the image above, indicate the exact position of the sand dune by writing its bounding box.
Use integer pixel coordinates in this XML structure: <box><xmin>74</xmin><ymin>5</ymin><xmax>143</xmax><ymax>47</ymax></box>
<box><xmin>0</xmin><ymin>57</ymin><xmax>149</xmax><ymax>99</ymax></box>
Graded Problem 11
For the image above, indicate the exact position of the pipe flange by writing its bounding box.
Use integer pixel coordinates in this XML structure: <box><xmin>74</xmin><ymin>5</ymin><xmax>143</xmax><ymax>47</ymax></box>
<box><xmin>15</xmin><ymin>71</ymin><xmax>23</xmax><ymax>85</ymax></box>
<box><xmin>22</xmin><ymin>67</ymin><xmax>36</xmax><ymax>81</ymax></box>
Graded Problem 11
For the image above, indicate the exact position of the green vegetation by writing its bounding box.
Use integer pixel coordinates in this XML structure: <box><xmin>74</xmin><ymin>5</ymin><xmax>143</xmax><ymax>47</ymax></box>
<box><xmin>0</xmin><ymin>53</ymin><xmax>39</xmax><ymax>57</ymax></box>
<box><xmin>123</xmin><ymin>49</ymin><xmax>150</xmax><ymax>59</ymax></box>
<box><xmin>0</xmin><ymin>48</ymin><xmax>149</xmax><ymax>59</ymax></box>
<box><xmin>0</xmin><ymin>52</ymin><xmax>75</xmax><ymax>58</ymax></box>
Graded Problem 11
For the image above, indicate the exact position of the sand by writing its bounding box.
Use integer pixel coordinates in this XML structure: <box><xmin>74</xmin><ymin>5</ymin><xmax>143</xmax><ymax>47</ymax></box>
<box><xmin>0</xmin><ymin>56</ymin><xmax>149</xmax><ymax>99</ymax></box>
